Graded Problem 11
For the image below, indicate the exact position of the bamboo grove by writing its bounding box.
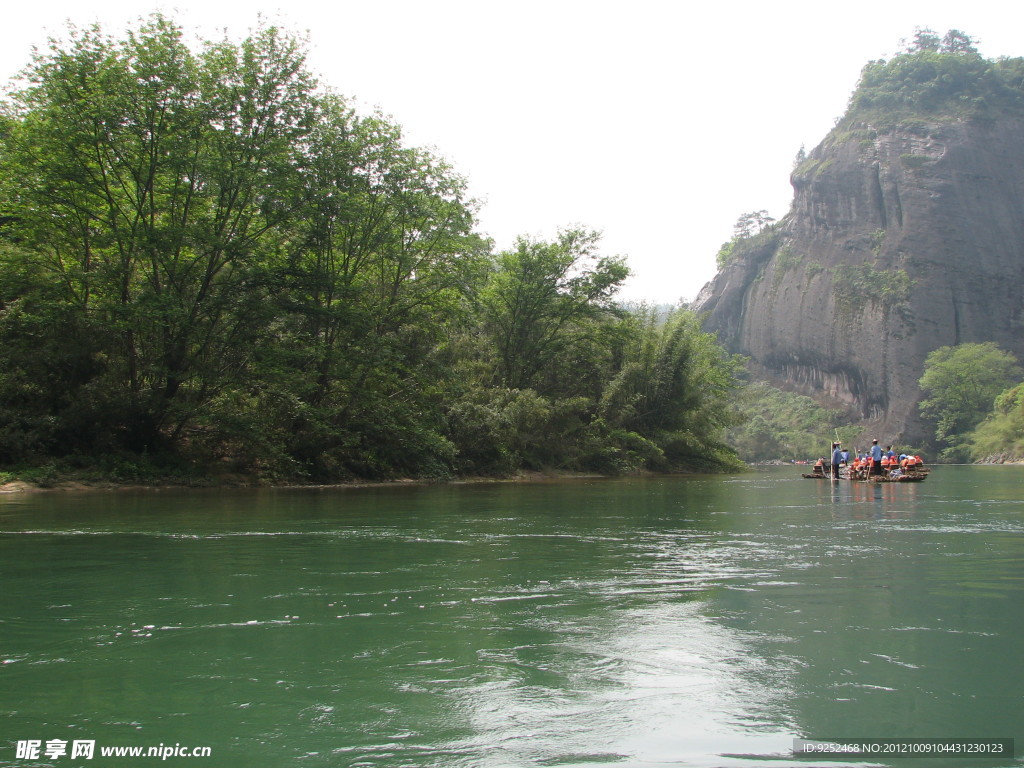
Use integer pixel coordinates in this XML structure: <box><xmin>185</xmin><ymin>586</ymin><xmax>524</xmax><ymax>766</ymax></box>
<box><xmin>0</xmin><ymin>16</ymin><xmax>743</xmax><ymax>481</ymax></box>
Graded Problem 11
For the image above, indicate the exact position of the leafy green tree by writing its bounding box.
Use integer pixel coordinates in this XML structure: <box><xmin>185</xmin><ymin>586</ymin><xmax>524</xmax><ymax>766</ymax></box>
<box><xmin>0</xmin><ymin>13</ymin><xmax>757</xmax><ymax>483</ymax></box>
<box><xmin>918</xmin><ymin>343</ymin><xmax>1022</xmax><ymax>461</ymax></box>
<box><xmin>904</xmin><ymin>27</ymin><xmax>941</xmax><ymax>54</ymax></box>
<box><xmin>900</xmin><ymin>27</ymin><xmax>977</xmax><ymax>56</ymax></box>
<box><xmin>478</xmin><ymin>229</ymin><xmax>628</xmax><ymax>394</ymax></box>
<box><xmin>262</xmin><ymin>99</ymin><xmax>487</xmax><ymax>478</ymax></box>
<box><xmin>732</xmin><ymin>210</ymin><xmax>775</xmax><ymax>240</ymax></box>
<box><xmin>439</xmin><ymin>229</ymin><xmax>632</xmax><ymax>475</ymax></box>
<box><xmin>940</xmin><ymin>29</ymin><xmax>978</xmax><ymax>55</ymax></box>
<box><xmin>0</xmin><ymin>16</ymin><xmax>316</xmax><ymax>455</ymax></box>
<box><xmin>599</xmin><ymin>306</ymin><xmax>744</xmax><ymax>471</ymax></box>
<box><xmin>716</xmin><ymin>211</ymin><xmax>777</xmax><ymax>269</ymax></box>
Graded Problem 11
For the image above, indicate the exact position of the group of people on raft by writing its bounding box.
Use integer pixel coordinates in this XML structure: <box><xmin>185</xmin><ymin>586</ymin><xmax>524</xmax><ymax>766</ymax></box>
<box><xmin>811</xmin><ymin>439</ymin><xmax>925</xmax><ymax>480</ymax></box>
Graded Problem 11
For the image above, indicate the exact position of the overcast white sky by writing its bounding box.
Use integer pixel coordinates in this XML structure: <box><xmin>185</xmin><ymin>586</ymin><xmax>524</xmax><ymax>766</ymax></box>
<box><xmin>2</xmin><ymin>0</ymin><xmax>1022</xmax><ymax>302</ymax></box>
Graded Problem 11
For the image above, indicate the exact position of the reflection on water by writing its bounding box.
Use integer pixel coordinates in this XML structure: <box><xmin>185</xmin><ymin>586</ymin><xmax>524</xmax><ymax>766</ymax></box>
<box><xmin>1</xmin><ymin>466</ymin><xmax>1023</xmax><ymax>767</ymax></box>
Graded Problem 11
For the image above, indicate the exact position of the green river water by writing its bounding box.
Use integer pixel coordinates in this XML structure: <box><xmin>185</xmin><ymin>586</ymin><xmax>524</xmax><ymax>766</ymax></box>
<box><xmin>1</xmin><ymin>465</ymin><xmax>1022</xmax><ymax>767</ymax></box>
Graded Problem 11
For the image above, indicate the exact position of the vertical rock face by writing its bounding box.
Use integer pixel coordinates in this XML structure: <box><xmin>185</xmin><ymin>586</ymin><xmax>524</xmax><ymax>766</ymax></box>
<box><xmin>694</xmin><ymin>117</ymin><xmax>1024</xmax><ymax>443</ymax></box>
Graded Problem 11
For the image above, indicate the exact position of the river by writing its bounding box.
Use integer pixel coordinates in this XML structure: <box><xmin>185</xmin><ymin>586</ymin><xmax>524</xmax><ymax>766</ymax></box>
<box><xmin>1</xmin><ymin>466</ymin><xmax>1022</xmax><ymax>767</ymax></box>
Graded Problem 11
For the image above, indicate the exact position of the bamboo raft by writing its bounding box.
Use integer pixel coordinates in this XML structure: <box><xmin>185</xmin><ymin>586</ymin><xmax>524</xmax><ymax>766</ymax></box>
<box><xmin>802</xmin><ymin>467</ymin><xmax>930</xmax><ymax>482</ymax></box>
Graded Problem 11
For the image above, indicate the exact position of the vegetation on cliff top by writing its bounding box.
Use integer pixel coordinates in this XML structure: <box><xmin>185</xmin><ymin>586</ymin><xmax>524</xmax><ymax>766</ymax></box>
<box><xmin>844</xmin><ymin>28</ymin><xmax>1024</xmax><ymax>126</ymax></box>
<box><xmin>0</xmin><ymin>14</ymin><xmax>744</xmax><ymax>484</ymax></box>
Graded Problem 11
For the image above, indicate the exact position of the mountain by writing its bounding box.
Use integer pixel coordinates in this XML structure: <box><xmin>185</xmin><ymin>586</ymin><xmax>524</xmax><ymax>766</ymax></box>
<box><xmin>693</xmin><ymin>42</ymin><xmax>1024</xmax><ymax>444</ymax></box>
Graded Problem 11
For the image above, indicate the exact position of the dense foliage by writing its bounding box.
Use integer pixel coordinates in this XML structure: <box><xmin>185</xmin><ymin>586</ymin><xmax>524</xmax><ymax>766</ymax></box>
<box><xmin>725</xmin><ymin>382</ymin><xmax>859</xmax><ymax>463</ymax></box>
<box><xmin>715</xmin><ymin>211</ymin><xmax>776</xmax><ymax>269</ymax></box>
<box><xmin>918</xmin><ymin>343</ymin><xmax>1022</xmax><ymax>462</ymax></box>
<box><xmin>845</xmin><ymin>29</ymin><xmax>1024</xmax><ymax>125</ymax></box>
<box><xmin>0</xmin><ymin>16</ymin><xmax>744</xmax><ymax>482</ymax></box>
<box><xmin>969</xmin><ymin>383</ymin><xmax>1024</xmax><ymax>462</ymax></box>
<box><xmin>831</xmin><ymin>263</ymin><xmax>913</xmax><ymax>318</ymax></box>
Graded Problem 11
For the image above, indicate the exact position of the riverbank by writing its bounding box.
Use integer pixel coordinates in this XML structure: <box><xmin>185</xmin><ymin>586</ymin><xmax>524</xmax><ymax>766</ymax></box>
<box><xmin>974</xmin><ymin>453</ymin><xmax>1024</xmax><ymax>464</ymax></box>
<box><xmin>0</xmin><ymin>468</ymin><xmax>629</xmax><ymax>495</ymax></box>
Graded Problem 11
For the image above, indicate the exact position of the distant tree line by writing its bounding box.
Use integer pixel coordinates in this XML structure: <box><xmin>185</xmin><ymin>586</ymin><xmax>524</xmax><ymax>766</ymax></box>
<box><xmin>725</xmin><ymin>381</ymin><xmax>860</xmax><ymax>463</ymax></box>
<box><xmin>727</xmin><ymin>341</ymin><xmax>1024</xmax><ymax>466</ymax></box>
<box><xmin>0</xmin><ymin>15</ymin><xmax>744</xmax><ymax>482</ymax></box>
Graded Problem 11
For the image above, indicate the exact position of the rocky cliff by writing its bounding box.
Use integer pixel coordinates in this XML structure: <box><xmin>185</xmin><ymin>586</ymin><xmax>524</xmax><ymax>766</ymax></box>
<box><xmin>694</xmin><ymin>49</ymin><xmax>1024</xmax><ymax>444</ymax></box>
